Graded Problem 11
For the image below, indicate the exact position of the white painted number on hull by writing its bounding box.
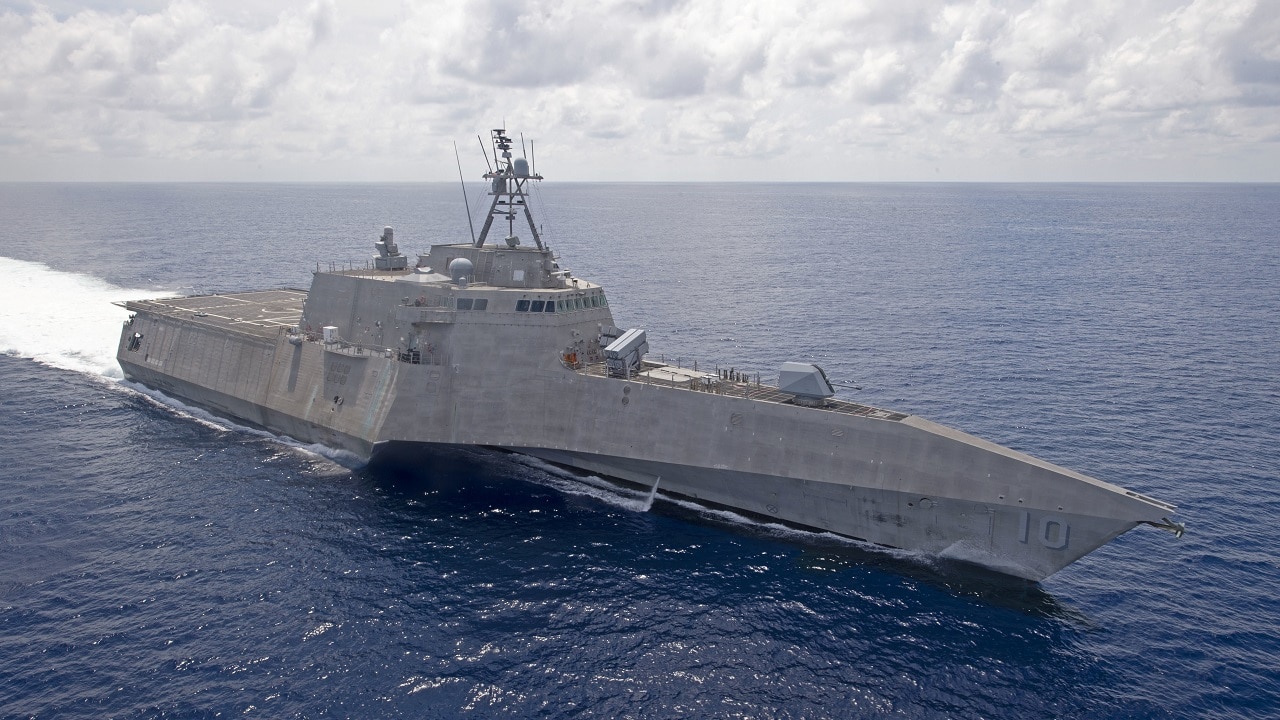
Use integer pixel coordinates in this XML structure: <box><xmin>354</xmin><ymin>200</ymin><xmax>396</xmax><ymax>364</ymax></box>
<box><xmin>1018</xmin><ymin>511</ymin><xmax>1070</xmax><ymax>550</ymax></box>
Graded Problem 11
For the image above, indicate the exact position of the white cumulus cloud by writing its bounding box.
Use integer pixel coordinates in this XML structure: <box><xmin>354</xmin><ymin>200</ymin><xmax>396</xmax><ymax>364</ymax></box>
<box><xmin>0</xmin><ymin>0</ymin><xmax>1275</xmax><ymax>181</ymax></box>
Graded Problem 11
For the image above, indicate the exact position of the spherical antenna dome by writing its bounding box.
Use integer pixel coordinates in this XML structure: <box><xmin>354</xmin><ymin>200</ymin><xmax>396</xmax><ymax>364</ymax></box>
<box><xmin>448</xmin><ymin>257</ymin><xmax>474</xmax><ymax>284</ymax></box>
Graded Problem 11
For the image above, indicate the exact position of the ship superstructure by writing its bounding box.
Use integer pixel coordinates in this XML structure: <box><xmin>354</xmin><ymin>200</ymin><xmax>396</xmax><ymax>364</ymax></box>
<box><xmin>116</xmin><ymin>128</ymin><xmax>1182</xmax><ymax>581</ymax></box>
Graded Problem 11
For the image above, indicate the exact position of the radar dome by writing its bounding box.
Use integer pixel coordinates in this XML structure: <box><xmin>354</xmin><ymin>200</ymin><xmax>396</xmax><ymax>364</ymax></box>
<box><xmin>448</xmin><ymin>257</ymin><xmax>474</xmax><ymax>284</ymax></box>
<box><xmin>514</xmin><ymin>157</ymin><xmax>530</xmax><ymax>177</ymax></box>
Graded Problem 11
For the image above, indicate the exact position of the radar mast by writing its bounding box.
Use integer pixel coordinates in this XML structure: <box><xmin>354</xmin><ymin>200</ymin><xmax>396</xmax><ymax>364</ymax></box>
<box><xmin>475</xmin><ymin>128</ymin><xmax>544</xmax><ymax>250</ymax></box>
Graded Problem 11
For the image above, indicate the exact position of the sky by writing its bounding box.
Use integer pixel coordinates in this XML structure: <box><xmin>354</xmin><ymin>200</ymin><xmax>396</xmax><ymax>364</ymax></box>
<box><xmin>0</xmin><ymin>0</ymin><xmax>1277</xmax><ymax>182</ymax></box>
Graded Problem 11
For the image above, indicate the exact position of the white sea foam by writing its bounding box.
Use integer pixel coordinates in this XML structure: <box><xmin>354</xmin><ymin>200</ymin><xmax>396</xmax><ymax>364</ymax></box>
<box><xmin>502</xmin><ymin>452</ymin><xmax>936</xmax><ymax>568</ymax></box>
<box><xmin>0</xmin><ymin>256</ymin><xmax>167</xmax><ymax>377</ymax></box>
<box><xmin>505</xmin><ymin>454</ymin><xmax>655</xmax><ymax>512</ymax></box>
<box><xmin>0</xmin><ymin>256</ymin><xmax>362</xmax><ymax>468</ymax></box>
<box><xmin>121</xmin><ymin>378</ymin><xmax>366</xmax><ymax>469</ymax></box>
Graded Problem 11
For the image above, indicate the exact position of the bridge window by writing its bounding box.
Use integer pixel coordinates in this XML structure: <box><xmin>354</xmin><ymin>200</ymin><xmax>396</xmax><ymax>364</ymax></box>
<box><xmin>473</xmin><ymin>299</ymin><xmax>487</xmax><ymax>310</ymax></box>
<box><xmin>457</xmin><ymin>298</ymin><xmax>473</xmax><ymax>310</ymax></box>
<box><xmin>516</xmin><ymin>300</ymin><xmax>530</xmax><ymax>312</ymax></box>
<box><xmin>530</xmin><ymin>300</ymin><xmax>545</xmax><ymax>312</ymax></box>
<box><xmin>544</xmin><ymin>301</ymin><xmax>555</xmax><ymax>313</ymax></box>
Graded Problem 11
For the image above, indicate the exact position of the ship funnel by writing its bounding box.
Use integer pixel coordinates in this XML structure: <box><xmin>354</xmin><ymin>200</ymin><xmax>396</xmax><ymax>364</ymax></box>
<box><xmin>778</xmin><ymin>362</ymin><xmax>836</xmax><ymax>407</ymax></box>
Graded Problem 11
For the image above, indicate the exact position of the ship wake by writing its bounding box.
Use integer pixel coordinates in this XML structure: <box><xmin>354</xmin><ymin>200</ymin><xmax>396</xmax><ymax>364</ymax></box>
<box><xmin>0</xmin><ymin>256</ymin><xmax>165</xmax><ymax>377</ymax></box>
<box><xmin>504</xmin><ymin>452</ymin><xmax>942</xmax><ymax>573</ymax></box>
<box><xmin>122</xmin><ymin>380</ymin><xmax>367</xmax><ymax>469</ymax></box>
<box><xmin>506</xmin><ymin>454</ymin><xmax>659</xmax><ymax>513</ymax></box>
<box><xmin>0</xmin><ymin>256</ymin><xmax>362</xmax><ymax>469</ymax></box>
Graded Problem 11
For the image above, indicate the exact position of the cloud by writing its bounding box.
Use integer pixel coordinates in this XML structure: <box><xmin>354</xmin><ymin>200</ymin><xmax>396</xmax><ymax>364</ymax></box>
<box><xmin>0</xmin><ymin>0</ymin><xmax>1276</xmax><ymax>181</ymax></box>
<box><xmin>1226</xmin><ymin>1</ymin><xmax>1280</xmax><ymax>106</ymax></box>
<box><xmin>0</xmin><ymin>0</ymin><xmax>338</xmax><ymax>169</ymax></box>
<box><xmin>431</xmin><ymin>0</ymin><xmax>610</xmax><ymax>88</ymax></box>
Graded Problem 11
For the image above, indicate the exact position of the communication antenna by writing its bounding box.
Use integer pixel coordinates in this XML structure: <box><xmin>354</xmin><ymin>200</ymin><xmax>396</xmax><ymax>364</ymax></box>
<box><xmin>531</xmin><ymin>141</ymin><xmax>536</xmax><ymax>176</ymax></box>
<box><xmin>521</xmin><ymin>132</ymin><xmax>528</xmax><ymax>159</ymax></box>
<box><xmin>476</xmin><ymin>135</ymin><xmax>493</xmax><ymax>174</ymax></box>
<box><xmin>475</xmin><ymin>127</ymin><xmax>545</xmax><ymax>251</ymax></box>
<box><xmin>454</xmin><ymin>141</ymin><xmax>476</xmax><ymax>245</ymax></box>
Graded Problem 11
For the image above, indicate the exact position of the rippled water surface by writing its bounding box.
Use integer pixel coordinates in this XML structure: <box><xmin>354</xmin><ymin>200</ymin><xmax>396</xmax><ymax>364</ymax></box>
<box><xmin>0</xmin><ymin>182</ymin><xmax>1277</xmax><ymax>718</ymax></box>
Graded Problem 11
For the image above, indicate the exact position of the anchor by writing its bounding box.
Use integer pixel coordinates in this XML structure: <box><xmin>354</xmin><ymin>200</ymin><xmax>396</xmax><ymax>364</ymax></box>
<box><xmin>1142</xmin><ymin>517</ymin><xmax>1186</xmax><ymax>539</ymax></box>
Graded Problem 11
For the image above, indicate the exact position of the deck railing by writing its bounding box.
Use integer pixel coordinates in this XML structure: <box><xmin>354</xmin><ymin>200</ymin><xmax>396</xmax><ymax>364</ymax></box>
<box><xmin>573</xmin><ymin>360</ymin><xmax>908</xmax><ymax>421</ymax></box>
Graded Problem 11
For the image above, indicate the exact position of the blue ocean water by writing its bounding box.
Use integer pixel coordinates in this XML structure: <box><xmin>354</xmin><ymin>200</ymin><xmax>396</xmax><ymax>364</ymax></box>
<box><xmin>0</xmin><ymin>181</ymin><xmax>1277</xmax><ymax>718</ymax></box>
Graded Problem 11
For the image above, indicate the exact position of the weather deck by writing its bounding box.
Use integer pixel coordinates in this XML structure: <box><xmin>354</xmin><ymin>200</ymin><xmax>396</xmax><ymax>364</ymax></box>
<box><xmin>122</xmin><ymin>290</ymin><xmax>307</xmax><ymax>339</ymax></box>
<box><xmin>574</xmin><ymin>360</ymin><xmax>910</xmax><ymax>422</ymax></box>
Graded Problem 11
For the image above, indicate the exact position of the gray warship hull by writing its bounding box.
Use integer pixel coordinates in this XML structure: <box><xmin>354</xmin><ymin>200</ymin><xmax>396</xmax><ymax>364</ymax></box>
<box><xmin>115</xmin><ymin>127</ymin><xmax>1179</xmax><ymax>581</ymax></box>
<box><xmin>117</xmin><ymin>272</ymin><xmax>1177</xmax><ymax>582</ymax></box>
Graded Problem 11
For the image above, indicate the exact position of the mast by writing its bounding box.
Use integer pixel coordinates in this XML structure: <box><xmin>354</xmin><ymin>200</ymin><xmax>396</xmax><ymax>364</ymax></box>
<box><xmin>475</xmin><ymin>128</ymin><xmax>545</xmax><ymax>250</ymax></box>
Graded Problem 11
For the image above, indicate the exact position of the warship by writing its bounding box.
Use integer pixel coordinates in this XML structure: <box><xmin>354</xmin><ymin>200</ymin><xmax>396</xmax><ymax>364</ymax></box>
<box><xmin>116</xmin><ymin>128</ymin><xmax>1183</xmax><ymax>581</ymax></box>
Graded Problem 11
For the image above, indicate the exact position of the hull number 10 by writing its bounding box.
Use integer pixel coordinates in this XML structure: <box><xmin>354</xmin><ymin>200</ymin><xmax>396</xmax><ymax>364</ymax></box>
<box><xmin>1018</xmin><ymin>511</ymin><xmax>1070</xmax><ymax>549</ymax></box>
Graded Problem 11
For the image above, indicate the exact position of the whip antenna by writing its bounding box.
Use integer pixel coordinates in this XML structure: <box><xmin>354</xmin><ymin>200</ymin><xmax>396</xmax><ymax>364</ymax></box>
<box><xmin>454</xmin><ymin>141</ymin><xmax>476</xmax><ymax>245</ymax></box>
<box><xmin>476</xmin><ymin>135</ymin><xmax>493</xmax><ymax>174</ymax></box>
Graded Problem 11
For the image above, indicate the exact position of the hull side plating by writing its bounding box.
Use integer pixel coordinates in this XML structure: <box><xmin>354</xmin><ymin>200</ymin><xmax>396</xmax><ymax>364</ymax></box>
<box><xmin>113</xmin><ymin>128</ymin><xmax>1178</xmax><ymax>580</ymax></box>
<box><xmin>117</xmin><ymin>287</ymin><xmax>1173</xmax><ymax>582</ymax></box>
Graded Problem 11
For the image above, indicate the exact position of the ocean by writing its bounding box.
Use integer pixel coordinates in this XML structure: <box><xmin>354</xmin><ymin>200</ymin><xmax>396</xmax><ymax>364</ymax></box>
<box><xmin>0</xmin><ymin>182</ymin><xmax>1276</xmax><ymax>718</ymax></box>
